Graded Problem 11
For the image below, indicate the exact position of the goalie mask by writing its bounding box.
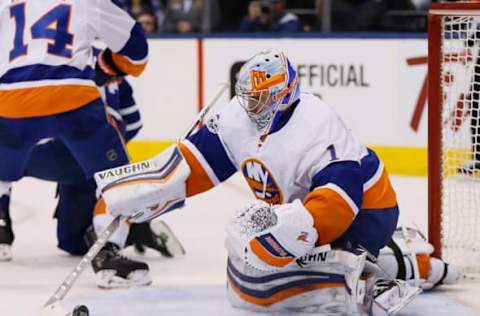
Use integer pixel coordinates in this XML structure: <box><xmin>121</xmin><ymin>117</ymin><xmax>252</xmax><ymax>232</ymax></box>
<box><xmin>235</xmin><ymin>50</ymin><xmax>300</xmax><ymax>130</ymax></box>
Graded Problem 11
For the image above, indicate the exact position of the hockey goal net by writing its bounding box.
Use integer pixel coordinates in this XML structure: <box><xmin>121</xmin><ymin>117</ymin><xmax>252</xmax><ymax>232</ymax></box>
<box><xmin>429</xmin><ymin>2</ymin><xmax>480</xmax><ymax>272</ymax></box>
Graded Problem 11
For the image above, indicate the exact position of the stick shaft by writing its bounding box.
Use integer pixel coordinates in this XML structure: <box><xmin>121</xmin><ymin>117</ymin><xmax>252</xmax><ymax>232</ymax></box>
<box><xmin>182</xmin><ymin>82</ymin><xmax>230</xmax><ymax>140</ymax></box>
<box><xmin>44</xmin><ymin>216</ymin><xmax>121</xmax><ymax>307</ymax></box>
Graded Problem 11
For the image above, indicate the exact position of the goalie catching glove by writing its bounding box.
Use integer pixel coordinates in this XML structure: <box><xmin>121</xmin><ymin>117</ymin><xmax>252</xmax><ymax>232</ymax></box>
<box><xmin>226</xmin><ymin>199</ymin><xmax>318</xmax><ymax>271</ymax></box>
<box><xmin>94</xmin><ymin>145</ymin><xmax>190</xmax><ymax>223</ymax></box>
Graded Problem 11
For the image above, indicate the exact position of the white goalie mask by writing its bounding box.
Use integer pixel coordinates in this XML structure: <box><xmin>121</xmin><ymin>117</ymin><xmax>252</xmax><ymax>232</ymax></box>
<box><xmin>235</xmin><ymin>50</ymin><xmax>300</xmax><ymax>130</ymax></box>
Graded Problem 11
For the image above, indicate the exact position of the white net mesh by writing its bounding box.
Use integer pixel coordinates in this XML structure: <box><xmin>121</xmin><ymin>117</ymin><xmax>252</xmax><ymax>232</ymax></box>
<box><xmin>440</xmin><ymin>16</ymin><xmax>480</xmax><ymax>271</ymax></box>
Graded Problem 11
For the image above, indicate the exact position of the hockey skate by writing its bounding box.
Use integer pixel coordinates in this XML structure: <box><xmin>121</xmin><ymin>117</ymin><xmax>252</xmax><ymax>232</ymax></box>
<box><xmin>370</xmin><ymin>279</ymin><xmax>421</xmax><ymax>316</ymax></box>
<box><xmin>91</xmin><ymin>242</ymin><xmax>152</xmax><ymax>288</ymax></box>
<box><xmin>0</xmin><ymin>212</ymin><xmax>13</xmax><ymax>261</ymax></box>
<box><xmin>126</xmin><ymin>220</ymin><xmax>185</xmax><ymax>257</ymax></box>
<box><xmin>457</xmin><ymin>160</ymin><xmax>480</xmax><ymax>175</ymax></box>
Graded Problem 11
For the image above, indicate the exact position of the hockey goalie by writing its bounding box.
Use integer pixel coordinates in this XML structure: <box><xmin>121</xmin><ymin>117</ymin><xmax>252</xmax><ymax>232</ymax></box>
<box><xmin>94</xmin><ymin>50</ymin><xmax>462</xmax><ymax>315</ymax></box>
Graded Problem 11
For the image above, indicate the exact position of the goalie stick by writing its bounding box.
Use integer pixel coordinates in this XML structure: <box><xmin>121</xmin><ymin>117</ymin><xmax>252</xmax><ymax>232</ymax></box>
<box><xmin>41</xmin><ymin>82</ymin><xmax>230</xmax><ymax>316</ymax></box>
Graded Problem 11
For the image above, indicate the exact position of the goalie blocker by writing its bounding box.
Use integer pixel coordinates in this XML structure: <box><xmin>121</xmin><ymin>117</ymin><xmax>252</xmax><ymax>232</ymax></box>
<box><xmin>94</xmin><ymin>145</ymin><xmax>190</xmax><ymax>223</ymax></box>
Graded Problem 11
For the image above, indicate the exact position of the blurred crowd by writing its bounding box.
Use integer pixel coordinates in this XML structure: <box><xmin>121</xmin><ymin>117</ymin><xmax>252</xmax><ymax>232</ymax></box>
<box><xmin>118</xmin><ymin>0</ymin><xmax>457</xmax><ymax>35</ymax></box>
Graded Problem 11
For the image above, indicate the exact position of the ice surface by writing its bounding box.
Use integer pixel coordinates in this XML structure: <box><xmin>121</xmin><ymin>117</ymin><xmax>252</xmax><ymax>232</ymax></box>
<box><xmin>0</xmin><ymin>175</ymin><xmax>479</xmax><ymax>316</ymax></box>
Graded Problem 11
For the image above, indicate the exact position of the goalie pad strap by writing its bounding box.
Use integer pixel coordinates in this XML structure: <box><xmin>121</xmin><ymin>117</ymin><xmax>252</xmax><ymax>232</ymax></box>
<box><xmin>434</xmin><ymin>263</ymin><xmax>448</xmax><ymax>287</ymax></box>
<box><xmin>386</xmin><ymin>238</ymin><xmax>406</xmax><ymax>280</ymax></box>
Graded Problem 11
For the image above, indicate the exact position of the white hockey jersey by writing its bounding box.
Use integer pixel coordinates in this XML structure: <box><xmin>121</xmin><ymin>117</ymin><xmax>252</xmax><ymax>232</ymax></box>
<box><xmin>0</xmin><ymin>0</ymin><xmax>148</xmax><ymax>118</ymax></box>
<box><xmin>179</xmin><ymin>92</ymin><xmax>399</xmax><ymax>309</ymax></box>
<box><xmin>179</xmin><ymin>93</ymin><xmax>397</xmax><ymax>245</ymax></box>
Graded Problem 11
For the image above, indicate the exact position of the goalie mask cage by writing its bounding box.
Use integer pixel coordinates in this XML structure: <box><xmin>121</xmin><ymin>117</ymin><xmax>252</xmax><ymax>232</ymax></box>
<box><xmin>429</xmin><ymin>2</ymin><xmax>480</xmax><ymax>272</ymax></box>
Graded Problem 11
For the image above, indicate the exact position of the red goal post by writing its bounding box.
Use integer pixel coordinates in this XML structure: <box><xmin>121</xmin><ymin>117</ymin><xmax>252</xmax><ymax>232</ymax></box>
<box><xmin>428</xmin><ymin>2</ymin><xmax>480</xmax><ymax>271</ymax></box>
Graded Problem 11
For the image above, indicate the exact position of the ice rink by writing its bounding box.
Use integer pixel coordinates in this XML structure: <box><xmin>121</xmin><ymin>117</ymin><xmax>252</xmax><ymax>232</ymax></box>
<box><xmin>1</xmin><ymin>175</ymin><xmax>480</xmax><ymax>316</ymax></box>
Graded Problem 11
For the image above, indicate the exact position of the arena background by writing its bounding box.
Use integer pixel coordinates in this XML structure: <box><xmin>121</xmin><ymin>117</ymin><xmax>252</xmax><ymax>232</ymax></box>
<box><xmin>126</xmin><ymin>33</ymin><xmax>439</xmax><ymax>176</ymax></box>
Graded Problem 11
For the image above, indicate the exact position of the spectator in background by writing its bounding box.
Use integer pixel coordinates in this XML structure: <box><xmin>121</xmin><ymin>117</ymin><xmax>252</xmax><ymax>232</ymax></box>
<box><xmin>218</xmin><ymin>1</ymin><xmax>250</xmax><ymax>32</ymax></box>
<box><xmin>239</xmin><ymin>0</ymin><xmax>269</xmax><ymax>32</ymax></box>
<box><xmin>135</xmin><ymin>8</ymin><xmax>159</xmax><ymax>33</ymax></box>
<box><xmin>315</xmin><ymin>0</ymin><xmax>416</xmax><ymax>32</ymax></box>
<box><xmin>163</xmin><ymin>0</ymin><xmax>220</xmax><ymax>33</ymax></box>
<box><xmin>270</xmin><ymin>0</ymin><xmax>302</xmax><ymax>32</ymax></box>
<box><xmin>118</xmin><ymin>0</ymin><xmax>166</xmax><ymax>31</ymax></box>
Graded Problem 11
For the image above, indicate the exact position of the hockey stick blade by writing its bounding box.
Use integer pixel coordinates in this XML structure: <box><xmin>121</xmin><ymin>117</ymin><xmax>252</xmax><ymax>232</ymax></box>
<box><xmin>43</xmin><ymin>216</ymin><xmax>122</xmax><ymax>310</ymax></box>
<box><xmin>41</xmin><ymin>302</ymin><xmax>69</xmax><ymax>316</ymax></box>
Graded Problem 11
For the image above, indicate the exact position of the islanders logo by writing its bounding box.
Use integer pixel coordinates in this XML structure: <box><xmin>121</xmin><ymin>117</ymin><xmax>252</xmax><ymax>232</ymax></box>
<box><xmin>241</xmin><ymin>159</ymin><xmax>283</xmax><ymax>204</ymax></box>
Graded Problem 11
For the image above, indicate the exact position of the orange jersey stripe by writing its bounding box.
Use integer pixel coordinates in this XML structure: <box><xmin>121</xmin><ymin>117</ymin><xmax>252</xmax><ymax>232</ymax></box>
<box><xmin>362</xmin><ymin>169</ymin><xmax>397</xmax><ymax>209</ymax></box>
<box><xmin>304</xmin><ymin>188</ymin><xmax>356</xmax><ymax>245</ymax></box>
<box><xmin>178</xmin><ymin>142</ymin><xmax>215</xmax><ymax>197</ymax></box>
<box><xmin>227</xmin><ymin>275</ymin><xmax>344</xmax><ymax>307</ymax></box>
<box><xmin>112</xmin><ymin>53</ymin><xmax>147</xmax><ymax>77</ymax></box>
<box><xmin>249</xmin><ymin>238</ymin><xmax>295</xmax><ymax>268</ymax></box>
<box><xmin>0</xmin><ymin>85</ymin><xmax>100</xmax><ymax>118</ymax></box>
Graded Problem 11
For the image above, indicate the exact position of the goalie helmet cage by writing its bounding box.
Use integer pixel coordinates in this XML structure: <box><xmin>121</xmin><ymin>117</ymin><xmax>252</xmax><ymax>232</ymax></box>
<box><xmin>428</xmin><ymin>2</ymin><xmax>480</xmax><ymax>272</ymax></box>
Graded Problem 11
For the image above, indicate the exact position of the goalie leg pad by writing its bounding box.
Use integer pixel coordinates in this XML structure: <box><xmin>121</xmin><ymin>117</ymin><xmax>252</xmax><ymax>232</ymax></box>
<box><xmin>226</xmin><ymin>248</ymin><xmax>368</xmax><ymax>315</ymax></box>
<box><xmin>376</xmin><ymin>227</ymin><xmax>463</xmax><ymax>290</ymax></box>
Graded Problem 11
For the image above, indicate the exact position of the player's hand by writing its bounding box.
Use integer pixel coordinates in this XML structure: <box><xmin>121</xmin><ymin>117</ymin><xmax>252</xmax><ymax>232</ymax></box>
<box><xmin>226</xmin><ymin>199</ymin><xmax>318</xmax><ymax>271</ymax></box>
<box><xmin>95</xmin><ymin>48</ymin><xmax>126</xmax><ymax>86</ymax></box>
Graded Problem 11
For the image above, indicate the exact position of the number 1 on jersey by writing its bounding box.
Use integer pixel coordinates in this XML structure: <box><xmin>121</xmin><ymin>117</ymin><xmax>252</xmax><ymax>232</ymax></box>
<box><xmin>10</xmin><ymin>3</ymin><xmax>73</xmax><ymax>61</ymax></box>
<box><xmin>9</xmin><ymin>3</ymin><xmax>28</xmax><ymax>61</ymax></box>
<box><xmin>327</xmin><ymin>144</ymin><xmax>339</xmax><ymax>161</ymax></box>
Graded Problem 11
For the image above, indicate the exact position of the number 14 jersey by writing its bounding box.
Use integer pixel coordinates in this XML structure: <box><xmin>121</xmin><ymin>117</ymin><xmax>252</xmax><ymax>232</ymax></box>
<box><xmin>0</xmin><ymin>0</ymin><xmax>148</xmax><ymax>118</ymax></box>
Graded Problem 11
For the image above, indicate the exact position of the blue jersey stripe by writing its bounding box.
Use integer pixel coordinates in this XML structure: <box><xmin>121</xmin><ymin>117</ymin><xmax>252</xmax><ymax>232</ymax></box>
<box><xmin>227</xmin><ymin>268</ymin><xmax>345</xmax><ymax>298</ymax></box>
<box><xmin>0</xmin><ymin>64</ymin><xmax>95</xmax><ymax>84</ymax></box>
<box><xmin>227</xmin><ymin>259</ymin><xmax>344</xmax><ymax>284</ymax></box>
<box><xmin>359</xmin><ymin>148</ymin><xmax>381</xmax><ymax>184</ymax></box>
<box><xmin>255</xmin><ymin>233</ymin><xmax>294</xmax><ymax>258</ymax></box>
<box><xmin>310</xmin><ymin>161</ymin><xmax>363</xmax><ymax>210</ymax></box>
<box><xmin>118</xmin><ymin>80</ymin><xmax>135</xmax><ymax>108</ymax></box>
<box><xmin>187</xmin><ymin>126</ymin><xmax>237</xmax><ymax>182</ymax></box>
<box><xmin>118</xmin><ymin>23</ymin><xmax>148</xmax><ymax>61</ymax></box>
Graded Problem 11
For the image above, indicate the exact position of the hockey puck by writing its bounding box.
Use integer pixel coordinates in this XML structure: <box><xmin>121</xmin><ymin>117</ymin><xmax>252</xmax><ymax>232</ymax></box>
<box><xmin>72</xmin><ymin>304</ymin><xmax>89</xmax><ymax>316</ymax></box>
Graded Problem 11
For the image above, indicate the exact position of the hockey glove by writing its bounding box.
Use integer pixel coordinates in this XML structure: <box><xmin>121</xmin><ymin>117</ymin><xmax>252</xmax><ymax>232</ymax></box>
<box><xmin>94</xmin><ymin>146</ymin><xmax>190</xmax><ymax>223</ymax></box>
<box><xmin>226</xmin><ymin>199</ymin><xmax>318</xmax><ymax>271</ymax></box>
<box><xmin>95</xmin><ymin>48</ymin><xmax>126</xmax><ymax>86</ymax></box>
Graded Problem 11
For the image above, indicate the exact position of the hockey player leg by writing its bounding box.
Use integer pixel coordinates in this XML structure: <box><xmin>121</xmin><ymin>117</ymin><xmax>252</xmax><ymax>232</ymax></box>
<box><xmin>91</xmin><ymin>201</ymin><xmax>152</xmax><ymax>288</ymax></box>
<box><xmin>376</xmin><ymin>227</ymin><xmax>463</xmax><ymax>290</ymax></box>
<box><xmin>55</xmin><ymin>182</ymin><xmax>97</xmax><ymax>256</ymax></box>
<box><xmin>0</xmin><ymin>187</ymin><xmax>13</xmax><ymax>261</ymax></box>
<box><xmin>127</xmin><ymin>220</ymin><xmax>185</xmax><ymax>257</ymax></box>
